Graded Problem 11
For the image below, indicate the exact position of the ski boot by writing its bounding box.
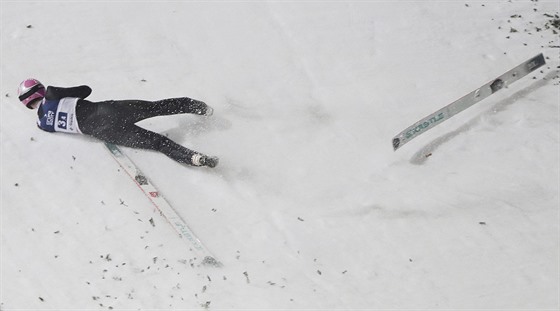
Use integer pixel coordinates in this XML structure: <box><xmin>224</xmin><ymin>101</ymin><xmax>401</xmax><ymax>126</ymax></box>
<box><xmin>191</xmin><ymin>154</ymin><xmax>219</xmax><ymax>168</ymax></box>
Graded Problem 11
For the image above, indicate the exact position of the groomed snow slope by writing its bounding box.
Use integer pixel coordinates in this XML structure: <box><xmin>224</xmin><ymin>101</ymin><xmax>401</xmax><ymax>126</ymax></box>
<box><xmin>1</xmin><ymin>1</ymin><xmax>559</xmax><ymax>310</ymax></box>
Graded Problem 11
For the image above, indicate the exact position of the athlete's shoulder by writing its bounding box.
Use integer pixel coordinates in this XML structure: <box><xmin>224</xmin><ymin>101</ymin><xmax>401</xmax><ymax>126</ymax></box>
<box><xmin>45</xmin><ymin>85</ymin><xmax>92</xmax><ymax>100</ymax></box>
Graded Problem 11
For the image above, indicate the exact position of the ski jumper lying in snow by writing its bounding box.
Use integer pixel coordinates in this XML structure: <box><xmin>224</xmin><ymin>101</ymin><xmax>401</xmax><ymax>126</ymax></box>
<box><xmin>17</xmin><ymin>78</ymin><xmax>219</xmax><ymax>168</ymax></box>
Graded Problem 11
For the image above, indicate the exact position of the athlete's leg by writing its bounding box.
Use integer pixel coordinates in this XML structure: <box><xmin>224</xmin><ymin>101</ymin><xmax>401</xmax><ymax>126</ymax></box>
<box><xmin>86</xmin><ymin>123</ymin><xmax>205</xmax><ymax>165</ymax></box>
<box><xmin>116</xmin><ymin>97</ymin><xmax>212</xmax><ymax>123</ymax></box>
<box><xmin>77</xmin><ymin>100</ymin><xmax>218</xmax><ymax>166</ymax></box>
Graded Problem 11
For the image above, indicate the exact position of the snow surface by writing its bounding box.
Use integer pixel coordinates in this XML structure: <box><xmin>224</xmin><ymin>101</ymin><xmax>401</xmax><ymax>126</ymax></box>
<box><xmin>1</xmin><ymin>1</ymin><xmax>559</xmax><ymax>310</ymax></box>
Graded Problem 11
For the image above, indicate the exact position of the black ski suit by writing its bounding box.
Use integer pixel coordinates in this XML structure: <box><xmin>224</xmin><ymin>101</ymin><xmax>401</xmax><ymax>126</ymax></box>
<box><xmin>39</xmin><ymin>85</ymin><xmax>211</xmax><ymax>166</ymax></box>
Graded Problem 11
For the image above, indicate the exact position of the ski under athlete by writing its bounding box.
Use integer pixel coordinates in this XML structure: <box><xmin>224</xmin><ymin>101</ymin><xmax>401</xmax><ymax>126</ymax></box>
<box><xmin>17</xmin><ymin>78</ymin><xmax>219</xmax><ymax>167</ymax></box>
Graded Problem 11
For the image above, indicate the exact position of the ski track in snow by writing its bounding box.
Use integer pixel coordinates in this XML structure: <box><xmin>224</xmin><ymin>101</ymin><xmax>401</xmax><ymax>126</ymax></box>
<box><xmin>1</xmin><ymin>1</ymin><xmax>559</xmax><ymax>310</ymax></box>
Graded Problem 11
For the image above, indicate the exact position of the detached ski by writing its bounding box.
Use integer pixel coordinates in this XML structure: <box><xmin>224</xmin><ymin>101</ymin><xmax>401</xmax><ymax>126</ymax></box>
<box><xmin>392</xmin><ymin>53</ymin><xmax>546</xmax><ymax>151</ymax></box>
<box><xmin>105</xmin><ymin>143</ymin><xmax>221</xmax><ymax>267</ymax></box>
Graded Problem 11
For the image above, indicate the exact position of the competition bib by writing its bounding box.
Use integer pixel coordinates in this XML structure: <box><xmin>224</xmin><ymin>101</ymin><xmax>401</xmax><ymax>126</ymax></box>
<box><xmin>37</xmin><ymin>98</ymin><xmax>82</xmax><ymax>134</ymax></box>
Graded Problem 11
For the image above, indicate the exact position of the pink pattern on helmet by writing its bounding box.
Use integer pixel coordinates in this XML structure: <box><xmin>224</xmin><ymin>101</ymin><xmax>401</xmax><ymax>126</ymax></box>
<box><xmin>18</xmin><ymin>78</ymin><xmax>45</xmax><ymax>108</ymax></box>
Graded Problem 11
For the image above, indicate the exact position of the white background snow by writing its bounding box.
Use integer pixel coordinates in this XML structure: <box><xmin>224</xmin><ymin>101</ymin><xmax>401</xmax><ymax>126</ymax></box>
<box><xmin>1</xmin><ymin>1</ymin><xmax>559</xmax><ymax>310</ymax></box>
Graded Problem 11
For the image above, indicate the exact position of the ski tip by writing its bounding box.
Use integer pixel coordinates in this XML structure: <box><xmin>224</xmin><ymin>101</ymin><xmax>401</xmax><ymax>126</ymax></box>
<box><xmin>527</xmin><ymin>53</ymin><xmax>545</xmax><ymax>72</ymax></box>
<box><xmin>201</xmin><ymin>256</ymin><xmax>222</xmax><ymax>268</ymax></box>
<box><xmin>392</xmin><ymin>137</ymin><xmax>401</xmax><ymax>151</ymax></box>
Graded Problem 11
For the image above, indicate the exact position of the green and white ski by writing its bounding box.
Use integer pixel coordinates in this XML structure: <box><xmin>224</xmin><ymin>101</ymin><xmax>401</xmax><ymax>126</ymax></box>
<box><xmin>392</xmin><ymin>53</ymin><xmax>546</xmax><ymax>151</ymax></box>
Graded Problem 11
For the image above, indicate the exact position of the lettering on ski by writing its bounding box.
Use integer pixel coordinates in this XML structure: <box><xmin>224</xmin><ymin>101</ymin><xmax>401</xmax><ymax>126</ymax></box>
<box><xmin>392</xmin><ymin>53</ymin><xmax>546</xmax><ymax>151</ymax></box>
<box><xmin>105</xmin><ymin>142</ymin><xmax>221</xmax><ymax>267</ymax></box>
